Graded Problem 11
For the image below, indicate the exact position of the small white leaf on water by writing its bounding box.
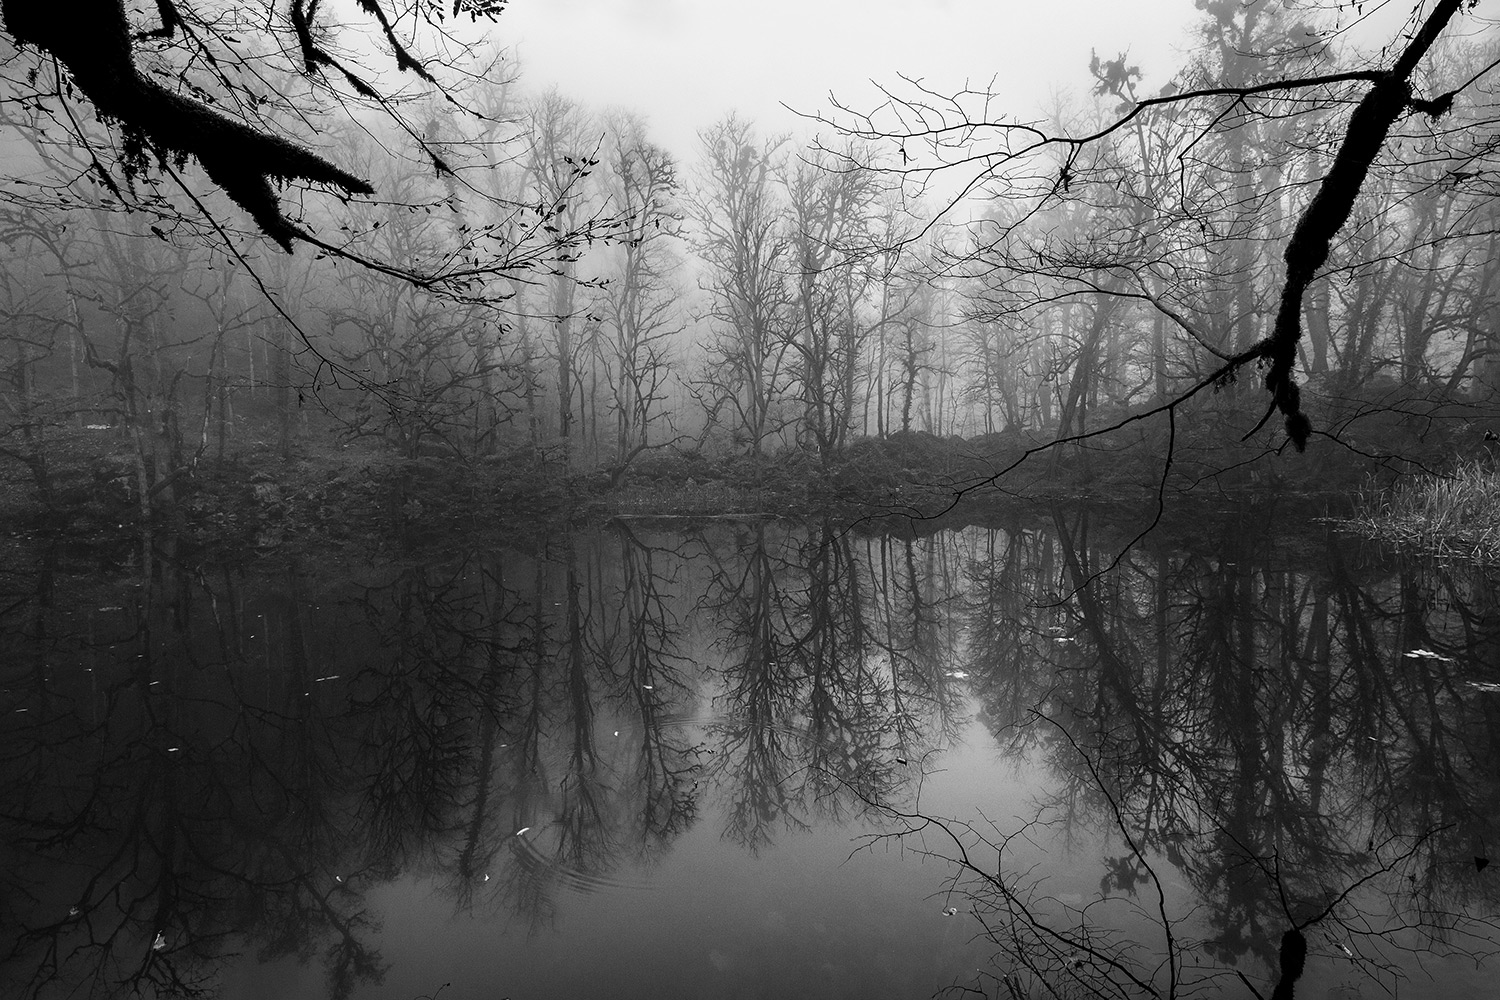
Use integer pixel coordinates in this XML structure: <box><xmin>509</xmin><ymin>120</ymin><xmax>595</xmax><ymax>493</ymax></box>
<box><xmin>516</xmin><ymin>827</ymin><xmax>531</xmax><ymax>837</ymax></box>
<box><xmin>942</xmin><ymin>906</ymin><xmax>958</xmax><ymax>917</ymax></box>
<box><xmin>152</xmin><ymin>932</ymin><xmax>166</xmax><ymax>951</ymax></box>
<box><xmin>335</xmin><ymin>875</ymin><xmax>344</xmax><ymax>883</ymax></box>
<box><xmin>483</xmin><ymin>874</ymin><xmax>491</xmax><ymax>881</ymax></box>
<box><xmin>68</xmin><ymin>907</ymin><xmax>80</xmax><ymax>917</ymax></box>
<box><xmin>643</xmin><ymin>684</ymin><xmax>654</xmax><ymax>690</ymax></box>
<box><xmin>945</xmin><ymin>670</ymin><xmax>968</xmax><ymax>679</ymax></box>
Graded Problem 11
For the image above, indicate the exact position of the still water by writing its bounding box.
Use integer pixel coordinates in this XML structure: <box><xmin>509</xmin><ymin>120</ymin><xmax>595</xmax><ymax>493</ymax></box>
<box><xmin>2</xmin><ymin>508</ymin><xmax>1498</xmax><ymax>999</ymax></box>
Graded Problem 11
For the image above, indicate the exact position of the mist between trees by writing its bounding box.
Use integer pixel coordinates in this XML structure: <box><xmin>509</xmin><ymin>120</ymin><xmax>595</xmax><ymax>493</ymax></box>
<box><xmin>0</xmin><ymin>0</ymin><xmax>1497</xmax><ymax>532</ymax></box>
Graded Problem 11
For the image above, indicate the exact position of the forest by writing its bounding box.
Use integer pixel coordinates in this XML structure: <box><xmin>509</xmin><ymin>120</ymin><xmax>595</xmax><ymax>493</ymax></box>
<box><xmin>3</xmin><ymin>4</ymin><xmax>1500</xmax><ymax>1000</ymax></box>
<box><xmin>0</xmin><ymin>0</ymin><xmax>1495</xmax><ymax>541</ymax></box>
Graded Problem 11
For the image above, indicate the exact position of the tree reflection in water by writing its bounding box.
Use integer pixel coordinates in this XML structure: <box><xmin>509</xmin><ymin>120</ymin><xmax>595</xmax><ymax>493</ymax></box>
<box><xmin>910</xmin><ymin>505</ymin><xmax>1500</xmax><ymax>998</ymax></box>
<box><xmin>0</xmin><ymin>512</ymin><xmax>1495</xmax><ymax>998</ymax></box>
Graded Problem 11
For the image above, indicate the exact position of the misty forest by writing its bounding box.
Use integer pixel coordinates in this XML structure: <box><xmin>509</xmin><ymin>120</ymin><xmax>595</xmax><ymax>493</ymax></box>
<box><xmin>2</xmin><ymin>1</ymin><xmax>1499</xmax><ymax>998</ymax></box>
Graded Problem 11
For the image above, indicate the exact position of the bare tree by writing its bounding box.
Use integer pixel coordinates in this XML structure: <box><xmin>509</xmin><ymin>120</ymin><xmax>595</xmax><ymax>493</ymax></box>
<box><xmin>689</xmin><ymin>115</ymin><xmax>796</xmax><ymax>458</ymax></box>
<box><xmin>781</xmin><ymin>145</ymin><xmax>882</xmax><ymax>462</ymax></box>
<box><xmin>596</xmin><ymin>116</ymin><xmax>685</xmax><ymax>481</ymax></box>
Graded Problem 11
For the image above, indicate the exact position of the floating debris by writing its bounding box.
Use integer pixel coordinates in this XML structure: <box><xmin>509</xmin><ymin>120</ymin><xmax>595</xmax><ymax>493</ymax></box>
<box><xmin>1404</xmin><ymin>648</ymin><xmax>1454</xmax><ymax>662</ymax></box>
<box><xmin>335</xmin><ymin>875</ymin><xmax>344</xmax><ymax>883</ymax></box>
<box><xmin>314</xmin><ymin>675</ymin><xmax>340</xmax><ymax>683</ymax></box>
<box><xmin>515</xmin><ymin>827</ymin><xmax>532</xmax><ymax>837</ymax></box>
<box><xmin>483</xmin><ymin>873</ymin><xmax>491</xmax><ymax>882</ymax></box>
<box><xmin>895</xmin><ymin>757</ymin><xmax>908</xmax><ymax>765</ymax></box>
<box><xmin>942</xmin><ymin>906</ymin><xmax>958</xmax><ymax>917</ymax></box>
<box><xmin>945</xmin><ymin>670</ymin><xmax>969</xmax><ymax>679</ymax></box>
<box><xmin>152</xmin><ymin>932</ymin><xmax>166</xmax><ymax>951</ymax></box>
<box><xmin>1468</xmin><ymin>682</ymin><xmax>1500</xmax><ymax>694</ymax></box>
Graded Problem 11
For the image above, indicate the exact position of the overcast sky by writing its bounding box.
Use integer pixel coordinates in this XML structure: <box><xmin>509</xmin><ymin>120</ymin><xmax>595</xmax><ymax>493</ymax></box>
<box><xmin>496</xmin><ymin>0</ymin><xmax>1203</xmax><ymax>160</ymax></box>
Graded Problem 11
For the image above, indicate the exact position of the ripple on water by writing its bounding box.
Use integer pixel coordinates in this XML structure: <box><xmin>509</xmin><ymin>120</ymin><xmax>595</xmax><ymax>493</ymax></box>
<box><xmin>507</xmin><ymin>826</ymin><xmax>654</xmax><ymax>895</ymax></box>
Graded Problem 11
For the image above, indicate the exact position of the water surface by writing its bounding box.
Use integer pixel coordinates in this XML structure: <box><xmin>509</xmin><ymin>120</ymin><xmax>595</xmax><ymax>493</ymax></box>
<box><xmin>2</xmin><ymin>509</ymin><xmax>1497</xmax><ymax>998</ymax></box>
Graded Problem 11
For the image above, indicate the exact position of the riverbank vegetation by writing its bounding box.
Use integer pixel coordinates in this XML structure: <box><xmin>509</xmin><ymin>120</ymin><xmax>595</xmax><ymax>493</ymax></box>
<box><xmin>1348</xmin><ymin>460</ymin><xmax>1500</xmax><ymax>561</ymax></box>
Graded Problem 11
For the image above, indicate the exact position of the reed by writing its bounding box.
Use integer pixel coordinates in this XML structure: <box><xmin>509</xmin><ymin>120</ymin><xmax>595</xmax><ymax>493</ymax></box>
<box><xmin>1349</xmin><ymin>462</ymin><xmax>1500</xmax><ymax>561</ymax></box>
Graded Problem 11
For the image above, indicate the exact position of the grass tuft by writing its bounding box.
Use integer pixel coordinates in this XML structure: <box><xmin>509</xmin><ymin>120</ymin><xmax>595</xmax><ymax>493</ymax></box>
<box><xmin>1348</xmin><ymin>461</ymin><xmax>1500</xmax><ymax>561</ymax></box>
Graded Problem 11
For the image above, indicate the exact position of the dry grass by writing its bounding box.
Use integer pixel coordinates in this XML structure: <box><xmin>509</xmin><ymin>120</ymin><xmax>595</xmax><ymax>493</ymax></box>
<box><xmin>1348</xmin><ymin>462</ymin><xmax>1500</xmax><ymax>561</ymax></box>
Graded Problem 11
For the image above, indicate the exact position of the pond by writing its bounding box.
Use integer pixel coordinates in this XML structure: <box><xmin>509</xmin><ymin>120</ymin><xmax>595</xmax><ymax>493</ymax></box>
<box><xmin>2</xmin><ymin>506</ymin><xmax>1498</xmax><ymax>999</ymax></box>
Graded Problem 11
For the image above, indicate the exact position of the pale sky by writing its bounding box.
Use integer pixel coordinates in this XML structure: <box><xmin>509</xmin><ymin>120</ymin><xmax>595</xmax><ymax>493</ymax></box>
<box><xmin>496</xmin><ymin>0</ymin><xmax>1203</xmax><ymax>160</ymax></box>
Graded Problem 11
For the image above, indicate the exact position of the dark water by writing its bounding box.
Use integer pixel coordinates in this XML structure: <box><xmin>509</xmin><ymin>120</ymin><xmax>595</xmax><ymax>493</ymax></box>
<box><xmin>2</xmin><ymin>509</ymin><xmax>1498</xmax><ymax>999</ymax></box>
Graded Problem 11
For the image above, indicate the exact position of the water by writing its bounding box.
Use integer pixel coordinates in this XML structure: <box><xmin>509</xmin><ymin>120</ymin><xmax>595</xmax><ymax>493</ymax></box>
<box><xmin>2</xmin><ymin>508</ymin><xmax>1497</xmax><ymax>999</ymax></box>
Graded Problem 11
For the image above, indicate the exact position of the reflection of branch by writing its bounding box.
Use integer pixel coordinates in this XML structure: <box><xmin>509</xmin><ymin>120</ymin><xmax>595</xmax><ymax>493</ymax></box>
<box><xmin>830</xmin><ymin>761</ymin><xmax>1168</xmax><ymax>999</ymax></box>
<box><xmin>1037</xmin><ymin>710</ymin><xmax>1178</xmax><ymax>997</ymax></box>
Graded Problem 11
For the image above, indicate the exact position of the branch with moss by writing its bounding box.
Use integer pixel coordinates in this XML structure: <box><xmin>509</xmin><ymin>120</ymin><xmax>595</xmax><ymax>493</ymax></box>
<box><xmin>1</xmin><ymin>0</ymin><xmax>374</xmax><ymax>250</ymax></box>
